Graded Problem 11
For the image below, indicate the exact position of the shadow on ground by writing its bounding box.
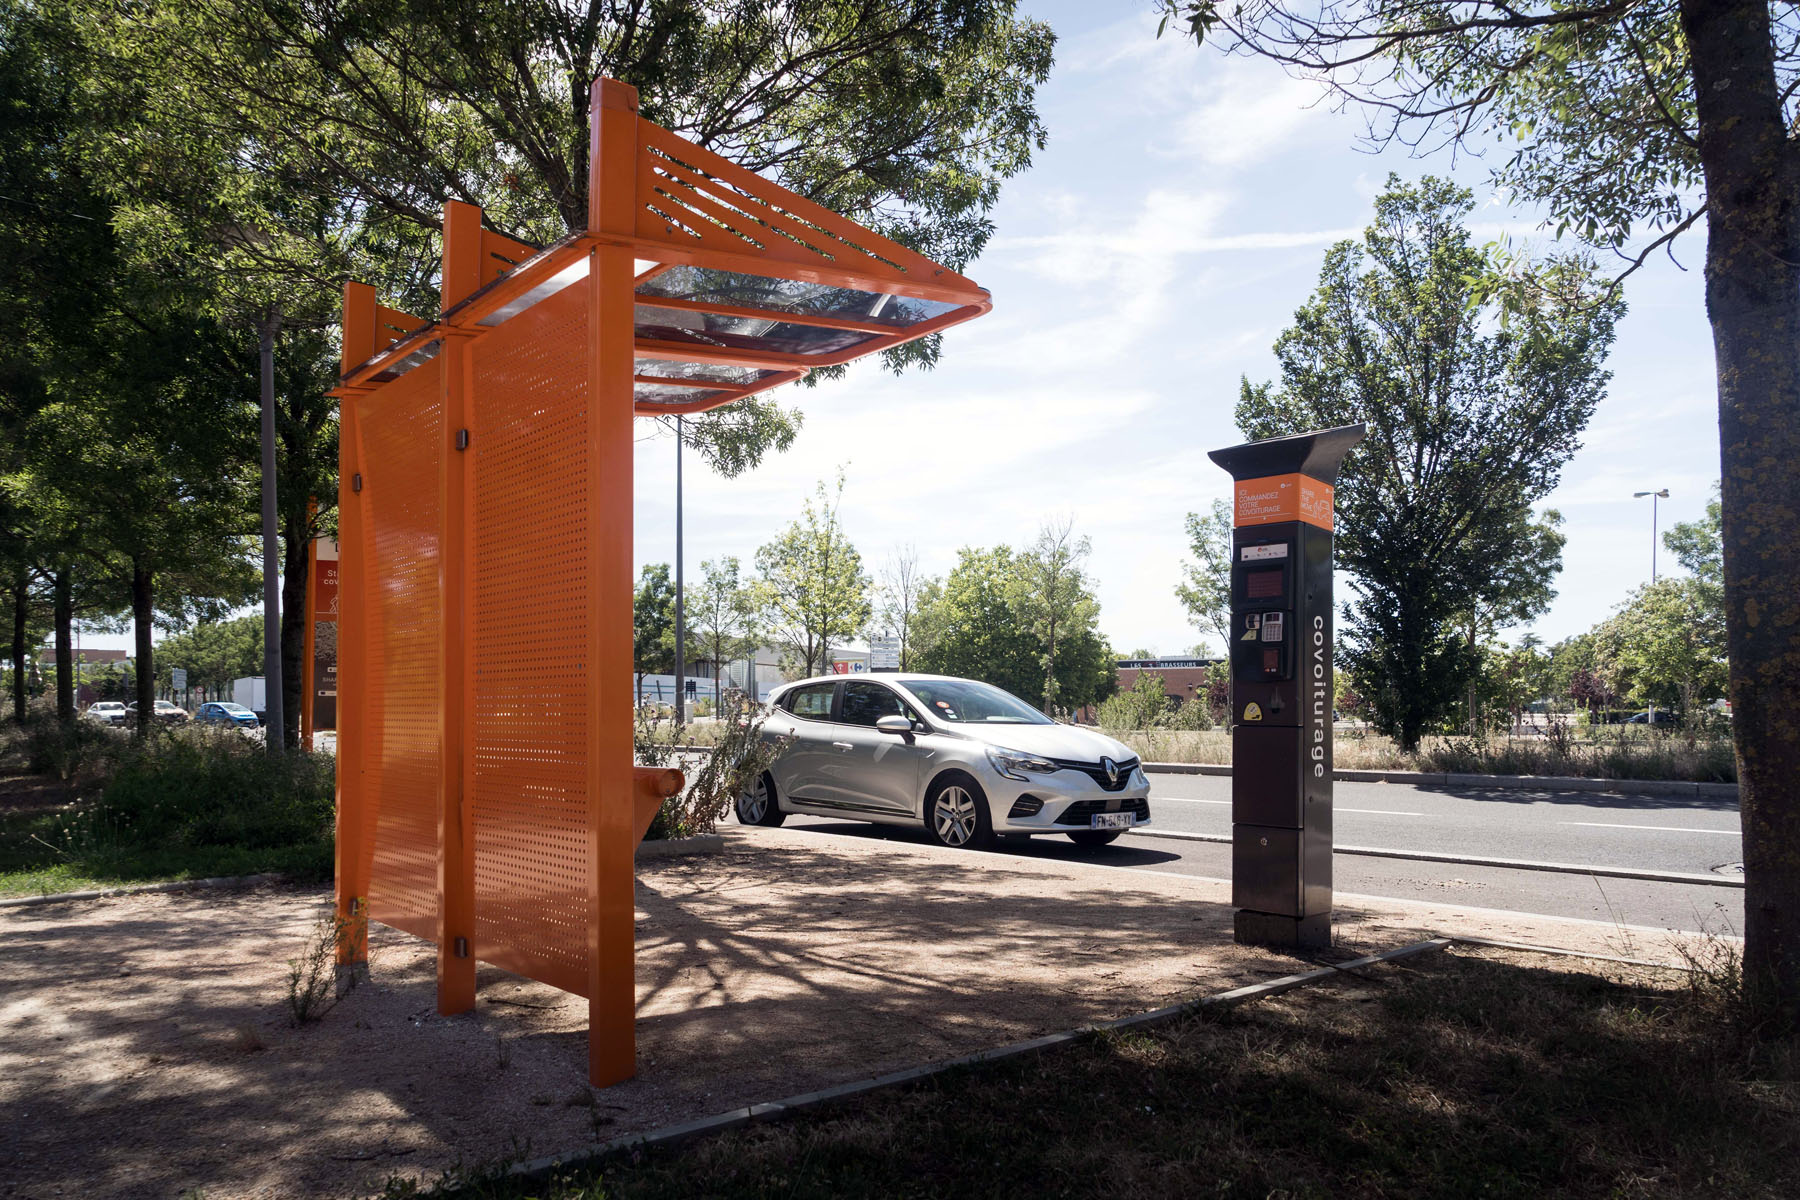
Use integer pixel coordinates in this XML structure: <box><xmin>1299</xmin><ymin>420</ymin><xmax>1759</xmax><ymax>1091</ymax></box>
<box><xmin>2</xmin><ymin>828</ymin><xmax>1366</xmax><ymax>1200</ymax></box>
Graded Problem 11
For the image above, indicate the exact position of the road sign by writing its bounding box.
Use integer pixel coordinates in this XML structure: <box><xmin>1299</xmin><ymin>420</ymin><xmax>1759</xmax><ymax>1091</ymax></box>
<box><xmin>170</xmin><ymin>667</ymin><xmax>187</xmax><ymax>690</ymax></box>
<box><xmin>870</xmin><ymin>635</ymin><xmax>901</xmax><ymax>671</ymax></box>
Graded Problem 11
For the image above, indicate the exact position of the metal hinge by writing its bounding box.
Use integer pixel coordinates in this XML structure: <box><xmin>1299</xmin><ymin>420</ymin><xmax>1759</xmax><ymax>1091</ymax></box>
<box><xmin>352</xmin><ymin>473</ymin><xmax>363</xmax><ymax>493</ymax></box>
<box><xmin>456</xmin><ymin>429</ymin><xmax>470</xmax><ymax>451</ymax></box>
<box><xmin>454</xmin><ymin>936</ymin><xmax>469</xmax><ymax>959</ymax></box>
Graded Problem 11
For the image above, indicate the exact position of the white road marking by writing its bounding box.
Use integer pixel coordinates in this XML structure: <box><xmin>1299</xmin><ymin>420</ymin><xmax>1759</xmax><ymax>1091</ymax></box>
<box><xmin>1560</xmin><ymin>821</ymin><xmax>1740</xmax><ymax>836</ymax></box>
<box><xmin>1152</xmin><ymin>796</ymin><xmax>1417</xmax><ymax>816</ymax></box>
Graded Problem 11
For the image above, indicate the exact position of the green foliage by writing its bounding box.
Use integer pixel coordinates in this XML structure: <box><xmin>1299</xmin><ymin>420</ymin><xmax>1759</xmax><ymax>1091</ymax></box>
<box><xmin>1175</xmin><ymin>499</ymin><xmax>1233</xmax><ymax>656</ymax></box>
<box><xmin>913</xmin><ymin>544</ymin><xmax>1114</xmax><ymax>712</ymax></box>
<box><xmin>688</xmin><ymin>557</ymin><xmax>756</xmax><ymax>693</ymax></box>
<box><xmin>1664</xmin><ymin>482</ymin><xmax>1723</xmax><ymax>586</ymax></box>
<box><xmin>1009</xmin><ymin>518</ymin><xmax>1099</xmax><ymax>712</ymax></box>
<box><xmin>633</xmin><ymin>563</ymin><xmax>677</xmax><ymax>690</ymax></box>
<box><xmin>1097</xmin><ymin>673</ymin><xmax>1170</xmax><ymax>735</ymax></box>
<box><xmin>1238</xmin><ymin>176</ymin><xmax>1621</xmax><ymax>750</ymax></box>
<box><xmin>78</xmin><ymin>732</ymin><xmax>335</xmax><ymax>861</ymax></box>
<box><xmin>640</xmin><ymin>694</ymin><xmax>787</xmax><ymax>841</ymax></box>
<box><xmin>1593</xmin><ymin>578</ymin><xmax>1729</xmax><ymax>719</ymax></box>
<box><xmin>154</xmin><ymin>615</ymin><xmax>264</xmax><ymax>697</ymax></box>
<box><xmin>752</xmin><ymin>472</ymin><xmax>872</xmax><ymax>678</ymax></box>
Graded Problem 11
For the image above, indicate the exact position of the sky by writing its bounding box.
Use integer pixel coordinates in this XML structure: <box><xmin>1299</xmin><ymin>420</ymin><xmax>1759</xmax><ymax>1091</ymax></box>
<box><xmin>627</xmin><ymin>3</ymin><xmax>1723</xmax><ymax>659</ymax></box>
<box><xmin>86</xmin><ymin>3</ymin><xmax>1724</xmax><ymax>661</ymax></box>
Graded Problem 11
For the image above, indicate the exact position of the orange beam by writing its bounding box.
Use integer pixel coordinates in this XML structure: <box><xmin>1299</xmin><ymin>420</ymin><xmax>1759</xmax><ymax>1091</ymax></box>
<box><xmin>333</xmin><ymin>388</ymin><xmax>370</xmax><ymax>966</ymax></box>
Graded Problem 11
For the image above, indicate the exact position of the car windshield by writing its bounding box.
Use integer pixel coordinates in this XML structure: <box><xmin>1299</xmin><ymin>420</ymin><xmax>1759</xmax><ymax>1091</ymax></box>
<box><xmin>899</xmin><ymin>679</ymin><xmax>1051</xmax><ymax>725</ymax></box>
<box><xmin>219</xmin><ymin>703</ymin><xmax>251</xmax><ymax>713</ymax></box>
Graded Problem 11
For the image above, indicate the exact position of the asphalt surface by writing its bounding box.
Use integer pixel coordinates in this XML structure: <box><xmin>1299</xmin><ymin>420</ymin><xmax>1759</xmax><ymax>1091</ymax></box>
<box><xmin>775</xmin><ymin>773</ymin><xmax>1746</xmax><ymax>937</ymax></box>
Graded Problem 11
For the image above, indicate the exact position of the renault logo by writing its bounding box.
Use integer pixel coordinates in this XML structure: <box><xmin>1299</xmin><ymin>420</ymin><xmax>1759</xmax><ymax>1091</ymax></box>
<box><xmin>1101</xmin><ymin>756</ymin><xmax>1119</xmax><ymax>786</ymax></box>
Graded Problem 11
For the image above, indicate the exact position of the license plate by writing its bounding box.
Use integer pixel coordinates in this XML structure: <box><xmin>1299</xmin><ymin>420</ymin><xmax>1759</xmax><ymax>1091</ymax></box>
<box><xmin>1091</xmin><ymin>812</ymin><xmax>1133</xmax><ymax>830</ymax></box>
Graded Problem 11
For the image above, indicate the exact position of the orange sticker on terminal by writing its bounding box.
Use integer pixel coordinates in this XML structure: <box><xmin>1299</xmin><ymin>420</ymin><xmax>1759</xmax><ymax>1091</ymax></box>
<box><xmin>1233</xmin><ymin>473</ymin><xmax>1334</xmax><ymax>530</ymax></box>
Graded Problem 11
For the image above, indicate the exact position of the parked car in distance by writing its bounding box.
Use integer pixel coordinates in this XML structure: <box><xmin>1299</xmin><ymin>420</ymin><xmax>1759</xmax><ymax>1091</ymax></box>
<box><xmin>1625</xmin><ymin>709</ymin><xmax>1679</xmax><ymax>726</ymax></box>
<box><xmin>196</xmin><ymin>701</ymin><xmax>259</xmax><ymax>729</ymax></box>
<box><xmin>84</xmin><ymin>701</ymin><xmax>128</xmax><ymax>726</ymax></box>
<box><xmin>737</xmin><ymin>673</ymin><xmax>1151</xmax><ymax>851</ymax></box>
<box><xmin>127</xmin><ymin>700</ymin><xmax>190</xmax><ymax>724</ymax></box>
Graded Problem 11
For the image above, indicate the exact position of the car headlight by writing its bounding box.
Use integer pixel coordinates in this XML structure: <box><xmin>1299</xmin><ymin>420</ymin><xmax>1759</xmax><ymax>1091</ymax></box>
<box><xmin>986</xmin><ymin>745</ymin><xmax>1056</xmax><ymax>781</ymax></box>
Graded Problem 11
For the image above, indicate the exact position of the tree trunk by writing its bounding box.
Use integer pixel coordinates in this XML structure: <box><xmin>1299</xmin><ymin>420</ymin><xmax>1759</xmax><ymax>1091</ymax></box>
<box><xmin>131</xmin><ymin>563</ymin><xmax>155</xmax><ymax>739</ymax></box>
<box><xmin>1681</xmin><ymin>0</ymin><xmax>1800</xmax><ymax>1019</ymax></box>
<box><xmin>9</xmin><ymin>573</ymin><xmax>26</xmax><ymax>723</ymax></box>
<box><xmin>280</xmin><ymin>516</ymin><xmax>308</xmax><ymax>750</ymax></box>
<box><xmin>53</xmin><ymin>568</ymin><xmax>73</xmax><ymax>723</ymax></box>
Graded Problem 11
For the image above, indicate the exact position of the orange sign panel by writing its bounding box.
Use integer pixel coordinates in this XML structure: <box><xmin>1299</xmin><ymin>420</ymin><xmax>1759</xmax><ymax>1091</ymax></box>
<box><xmin>1234</xmin><ymin>473</ymin><xmax>1334</xmax><ymax>531</ymax></box>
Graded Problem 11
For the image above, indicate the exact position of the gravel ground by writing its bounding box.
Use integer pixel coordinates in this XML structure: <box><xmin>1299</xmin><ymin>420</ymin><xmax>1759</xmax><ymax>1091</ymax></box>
<box><xmin>0</xmin><ymin>825</ymin><xmax>1721</xmax><ymax>1200</ymax></box>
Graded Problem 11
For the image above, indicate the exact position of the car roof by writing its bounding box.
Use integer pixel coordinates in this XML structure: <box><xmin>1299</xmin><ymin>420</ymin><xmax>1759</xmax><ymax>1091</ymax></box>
<box><xmin>772</xmin><ymin>672</ymin><xmax>970</xmax><ymax>693</ymax></box>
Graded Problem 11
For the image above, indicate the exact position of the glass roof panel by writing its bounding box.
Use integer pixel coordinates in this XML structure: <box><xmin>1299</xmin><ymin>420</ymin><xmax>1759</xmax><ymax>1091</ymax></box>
<box><xmin>635</xmin><ymin>359</ymin><xmax>782</xmax><ymax>386</ymax></box>
<box><xmin>635</xmin><ymin>304</ymin><xmax>875</xmax><ymax>357</ymax></box>
<box><xmin>633</xmin><ymin>381</ymin><xmax>728</xmax><ymax>406</ymax></box>
<box><xmin>636</xmin><ymin>265</ymin><xmax>958</xmax><ymax>329</ymax></box>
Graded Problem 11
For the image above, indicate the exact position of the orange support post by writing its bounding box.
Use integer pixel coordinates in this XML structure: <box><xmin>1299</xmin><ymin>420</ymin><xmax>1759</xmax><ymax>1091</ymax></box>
<box><xmin>586</xmin><ymin>75</ymin><xmax>642</xmax><ymax>1088</ymax></box>
<box><xmin>436</xmin><ymin>201</ymin><xmax>482</xmax><ymax>1015</ymax></box>
<box><xmin>333</xmin><ymin>281</ymin><xmax>376</xmax><ymax>968</ymax></box>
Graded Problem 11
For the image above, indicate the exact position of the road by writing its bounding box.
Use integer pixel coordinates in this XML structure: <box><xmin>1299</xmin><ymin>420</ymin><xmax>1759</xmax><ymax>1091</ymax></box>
<box><xmin>776</xmin><ymin>773</ymin><xmax>1745</xmax><ymax>938</ymax></box>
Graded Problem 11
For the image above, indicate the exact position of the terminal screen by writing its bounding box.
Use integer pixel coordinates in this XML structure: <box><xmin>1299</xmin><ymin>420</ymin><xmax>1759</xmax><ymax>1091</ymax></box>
<box><xmin>1246</xmin><ymin>568</ymin><xmax>1282</xmax><ymax>599</ymax></box>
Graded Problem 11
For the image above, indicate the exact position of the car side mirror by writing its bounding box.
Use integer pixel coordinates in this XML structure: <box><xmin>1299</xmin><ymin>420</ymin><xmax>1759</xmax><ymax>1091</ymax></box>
<box><xmin>875</xmin><ymin>715</ymin><xmax>912</xmax><ymax>735</ymax></box>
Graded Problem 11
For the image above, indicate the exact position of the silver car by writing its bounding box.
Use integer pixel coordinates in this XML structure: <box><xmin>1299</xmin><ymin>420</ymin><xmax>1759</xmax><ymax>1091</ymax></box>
<box><xmin>736</xmin><ymin>674</ymin><xmax>1151</xmax><ymax>850</ymax></box>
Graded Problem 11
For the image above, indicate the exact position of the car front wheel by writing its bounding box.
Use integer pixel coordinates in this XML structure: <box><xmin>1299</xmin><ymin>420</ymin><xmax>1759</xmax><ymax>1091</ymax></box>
<box><xmin>1066</xmin><ymin>830</ymin><xmax>1122</xmax><ymax>848</ymax></box>
<box><xmin>736</xmin><ymin>772</ymin><xmax>785</xmax><ymax>827</ymax></box>
<box><xmin>924</xmin><ymin>776</ymin><xmax>993</xmax><ymax>850</ymax></box>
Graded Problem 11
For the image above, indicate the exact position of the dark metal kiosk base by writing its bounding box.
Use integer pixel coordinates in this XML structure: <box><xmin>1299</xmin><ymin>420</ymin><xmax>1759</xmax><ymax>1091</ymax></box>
<box><xmin>1234</xmin><ymin>911</ymin><xmax>1332</xmax><ymax>951</ymax></box>
<box><xmin>1209</xmin><ymin>424</ymin><xmax>1365</xmax><ymax>953</ymax></box>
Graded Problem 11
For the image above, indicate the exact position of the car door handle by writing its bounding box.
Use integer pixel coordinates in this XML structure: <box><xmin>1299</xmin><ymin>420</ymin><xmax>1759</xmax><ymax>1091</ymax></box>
<box><xmin>831</xmin><ymin>741</ymin><xmax>854</xmax><ymax>750</ymax></box>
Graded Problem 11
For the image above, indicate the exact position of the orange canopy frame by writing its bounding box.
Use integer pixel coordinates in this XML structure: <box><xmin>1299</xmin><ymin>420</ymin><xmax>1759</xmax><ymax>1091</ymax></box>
<box><xmin>330</xmin><ymin>77</ymin><xmax>989</xmax><ymax>1086</ymax></box>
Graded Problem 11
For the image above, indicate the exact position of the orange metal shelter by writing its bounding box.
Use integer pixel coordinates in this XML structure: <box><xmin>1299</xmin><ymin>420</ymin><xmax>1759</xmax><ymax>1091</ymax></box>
<box><xmin>330</xmin><ymin>77</ymin><xmax>989</xmax><ymax>1086</ymax></box>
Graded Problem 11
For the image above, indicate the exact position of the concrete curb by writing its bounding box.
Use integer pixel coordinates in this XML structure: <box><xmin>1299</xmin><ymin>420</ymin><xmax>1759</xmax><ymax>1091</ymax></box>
<box><xmin>483</xmin><ymin>938</ymin><xmax>1453</xmax><ymax>1191</ymax></box>
<box><xmin>0</xmin><ymin>872</ymin><xmax>285</xmax><ymax>910</ymax></box>
<box><xmin>634</xmin><ymin>834</ymin><xmax>725</xmax><ymax>860</ymax></box>
<box><xmin>1122</xmin><ymin>827</ymin><xmax>1745</xmax><ymax>889</ymax></box>
<box><xmin>1143</xmin><ymin>761</ymin><xmax>1738</xmax><ymax>799</ymax></box>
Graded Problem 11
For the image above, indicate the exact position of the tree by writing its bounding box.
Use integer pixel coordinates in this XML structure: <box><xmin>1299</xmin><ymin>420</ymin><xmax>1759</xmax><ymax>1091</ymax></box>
<box><xmin>753</xmin><ymin>473</ymin><xmax>871</xmax><ymax>679</ymax></box>
<box><xmin>914</xmin><ymin>544</ymin><xmax>1116</xmax><ymax>711</ymax></box>
<box><xmin>1160</xmin><ymin>0</ymin><xmax>1800</xmax><ymax>1029</ymax></box>
<box><xmin>1175</xmin><ymin>499</ymin><xmax>1234</xmax><ymax>656</ymax></box>
<box><xmin>1237</xmin><ymin>177</ymin><xmax>1620</xmax><ymax>750</ymax></box>
<box><xmin>1664</xmin><ymin>482</ymin><xmax>1723</xmax><ymax>585</ymax></box>
<box><xmin>690</xmin><ymin>557</ymin><xmax>754</xmax><ymax>702</ymax></box>
<box><xmin>1457</xmin><ymin>508</ymin><xmax>1567</xmax><ymax>733</ymax></box>
<box><xmin>1593</xmin><ymin>578</ymin><xmax>1730</xmax><ymax>720</ymax></box>
<box><xmin>875</xmin><ymin>544</ymin><xmax>930</xmax><ymax>670</ymax></box>
<box><xmin>633</xmin><ymin>564</ymin><xmax>676</xmax><ymax>705</ymax></box>
<box><xmin>121</xmin><ymin>0</ymin><xmax>1056</xmax><ymax>475</ymax></box>
<box><xmin>1011</xmin><ymin>518</ymin><xmax>1098</xmax><ymax>713</ymax></box>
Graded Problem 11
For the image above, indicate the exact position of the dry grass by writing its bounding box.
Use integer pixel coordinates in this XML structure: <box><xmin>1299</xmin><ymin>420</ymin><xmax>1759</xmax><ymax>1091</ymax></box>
<box><xmin>382</xmin><ymin>948</ymin><xmax>1800</xmax><ymax>1200</ymax></box>
<box><xmin>1113</xmin><ymin>726</ymin><xmax>1737</xmax><ymax>783</ymax></box>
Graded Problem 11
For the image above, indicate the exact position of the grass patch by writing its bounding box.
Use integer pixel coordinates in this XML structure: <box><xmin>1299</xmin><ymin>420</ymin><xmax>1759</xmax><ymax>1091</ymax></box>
<box><xmin>381</xmin><ymin>949</ymin><xmax>1798</xmax><ymax>1199</ymax></box>
<box><xmin>0</xmin><ymin>716</ymin><xmax>334</xmax><ymax>897</ymax></box>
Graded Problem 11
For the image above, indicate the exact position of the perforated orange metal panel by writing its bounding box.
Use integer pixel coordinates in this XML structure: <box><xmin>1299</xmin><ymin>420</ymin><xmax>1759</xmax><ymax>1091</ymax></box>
<box><xmin>468</xmin><ymin>282</ymin><xmax>595</xmax><ymax>997</ymax></box>
<box><xmin>357</xmin><ymin>359</ymin><xmax>445</xmax><ymax>942</ymax></box>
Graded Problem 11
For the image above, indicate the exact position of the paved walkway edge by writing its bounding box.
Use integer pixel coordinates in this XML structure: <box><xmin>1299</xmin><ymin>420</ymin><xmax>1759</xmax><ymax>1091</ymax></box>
<box><xmin>487</xmin><ymin>939</ymin><xmax>1453</xmax><ymax>1191</ymax></box>
<box><xmin>0</xmin><ymin>872</ymin><xmax>285</xmax><ymax>910</ymax></box>
<box><xmin>1123</xmin><ymin>827</ymin><xmax>1745</xmax><ymax>889</ymax></box>
<box><xmin>1142</xmin><ymin>761</ymin><xmax>1738</xmax><ymax>799</ymax></box>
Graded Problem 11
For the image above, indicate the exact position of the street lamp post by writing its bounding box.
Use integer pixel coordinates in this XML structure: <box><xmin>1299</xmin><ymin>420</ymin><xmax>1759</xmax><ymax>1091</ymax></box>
<box><xmin>1632</xmin><ymin>488</ymin><xmax>1670</xmax><ymax>581</ymax></box>
<box><xmin>1632</xmin><ymin>487</ymin><xmax>1671</xmax><ymax>727</ymax></box>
